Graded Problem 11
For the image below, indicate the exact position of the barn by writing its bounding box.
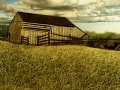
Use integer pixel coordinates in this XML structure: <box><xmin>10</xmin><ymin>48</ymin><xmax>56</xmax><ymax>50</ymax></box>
<box><xmin>9</xmin><ymin>11</ymin><xmax>89</xmax><ymax>45</ymax></box>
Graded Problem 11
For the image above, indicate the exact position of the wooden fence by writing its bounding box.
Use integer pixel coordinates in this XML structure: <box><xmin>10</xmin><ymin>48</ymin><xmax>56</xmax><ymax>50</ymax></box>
<box><xmin>0</xmin><ymin>37</ymin><xmax>8</xmax><ymax>41</ymax></box>
<box><xmin>21</xmin><ymin>36</ymin><xmax>29</xmax><ymax>45</ymax></box>
<box><xmin>37</xmin><ymin>32</ymin><xmax>50</xmax><ymax>45</ymax></box>
<box><xmin>79</xmin><ymin>38</ymin><xmax>120</xmax><ymax>50</ymax></box>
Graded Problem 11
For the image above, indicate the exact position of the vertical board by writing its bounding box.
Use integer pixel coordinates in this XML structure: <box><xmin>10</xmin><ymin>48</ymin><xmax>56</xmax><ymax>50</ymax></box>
<box><xmin>29</xmin><ymin>30</ymin><xmax>36</xmax><ymax>45</ymax></box>
<box><xmin>51</xmin><ymin>25</ymin><xmax>88</xmax><ymax>39</ymax></box>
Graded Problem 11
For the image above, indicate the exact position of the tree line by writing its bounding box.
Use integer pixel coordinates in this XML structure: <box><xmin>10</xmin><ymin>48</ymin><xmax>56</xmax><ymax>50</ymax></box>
<box><xmin>85</xmin><ymin>30</ymin><xmax>120</xmax><ymax>39</ymax></box>
<box><xmin>0</xmin><ymin>25</ymin><xmax>9</xmax><ymax>38</ymax></box>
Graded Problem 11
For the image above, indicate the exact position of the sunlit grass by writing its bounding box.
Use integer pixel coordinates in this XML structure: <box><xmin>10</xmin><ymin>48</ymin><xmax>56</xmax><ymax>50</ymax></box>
<box><xmin>0</xmin><ymin>41</ymin><xmax>120</xmax><ymax>90</ymax></box>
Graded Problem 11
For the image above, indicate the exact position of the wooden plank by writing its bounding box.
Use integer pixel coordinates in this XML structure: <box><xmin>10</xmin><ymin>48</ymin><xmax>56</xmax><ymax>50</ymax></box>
<box><xmin>79</xmin><ymin>33</ymin><xmax>87</xmax><ymax>39</ymax></box>
<box><xmin>50</xmin><ymin>39</ymin><xmax>71</xmax><ymax>42</ymax></box>
<box><xmin>22</xmin><ymin>22</ymin><xmax>52</xmax><ymax>27</ymax></box>
<box><xmin>21</xmin><ymin>28</ymin><xmax>50</xmax><ymax>32</ymax></box>
<box><xmin>114</xmin><ymin>44</ymin><xmax>120</xmax><ymax>50</ymax></box>
<box><xmin>38</xmin><ymin>38</ymin><xmax>48</xmax><ymax>41</ymax></box>
<box><xmin>51</xmin><ymin>33</ymin><xmax>86</xmax><ymax>40</ymax></box>
<box><xmin>48</xmin><ymin>32</ymin><xmax>50</xmax><ymax>45</ymax></box>
<box><xmin>21</xmin><ymin>36</ymin><xmax>29</xmax><ymax>45</ymax></box>
<box><xmin>38</xmin><ymin>37</ymin><xmax>48</xmax><ymax>39</ymax></box>
<box><xmin>38</xmin><ymin>39</ymin><xmax>48</xmax><ymax>43</ymax></box>
<box><xmin>22</xmin><ymin>26</ymin><xmax>51</xmax><ymax>30</ymax></box>
<box><xmin>22</xmin><ymin>25</ymin><xmax>51</xmax><ymax>29</ymax></box>
<box><xmin>51</xmin><ymin>33</ymin><xmax>71</xmax><ymax>38</ymax></box>
<box><xmin>38</xmin><ymin>34</ymin><xmax>48</xmax><ymax>38</ymax></box>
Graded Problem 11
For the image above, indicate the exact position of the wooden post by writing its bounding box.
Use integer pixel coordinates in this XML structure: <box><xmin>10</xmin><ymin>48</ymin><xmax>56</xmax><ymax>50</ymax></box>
<box><xmin>114</xmin><ymin>43</ymin><xmax>120</xmax><ymax>50</ymax></box>
<box><xmin>79</xmin><ymin>33</ymin><xmax>87</xmax><ymax>39</ymax></box>
<box><xmin>37</xmin><ymin>36</ymin><xmax>39</xmax><ymax>46</ymax></box>
<box><xmin>27</xmin><ymin>37</ymin><xmax>29</xmax><ymax>45</ymax></box>
<box><xmin>48</xmin><ymin>32</ymin><xmax>50</xmax><ymax>45</ymax></box>
<box><xmin>21</xmin><ymin>36</ymin><xmax>23</xmax><ymax>44</ymax></box>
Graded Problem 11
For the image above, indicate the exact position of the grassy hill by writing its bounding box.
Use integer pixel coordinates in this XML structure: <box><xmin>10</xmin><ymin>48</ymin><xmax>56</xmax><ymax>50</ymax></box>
<box><xmin>0</xmin><ymin>41</ymin><xmax>120</xmax><ymax>90</ymax></box>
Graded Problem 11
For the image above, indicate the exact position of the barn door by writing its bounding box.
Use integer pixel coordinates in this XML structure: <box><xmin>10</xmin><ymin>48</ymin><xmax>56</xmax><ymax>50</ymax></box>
<box><xmin>37</xmin><ymin>31</ymin><xmax>50</xmax><ymax>45</ymax></box>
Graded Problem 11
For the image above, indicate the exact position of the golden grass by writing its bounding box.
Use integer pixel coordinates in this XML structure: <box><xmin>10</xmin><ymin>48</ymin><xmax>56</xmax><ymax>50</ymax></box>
<box><xmin>0</xmin><ymin>41</ymin><xmax>120</xmax><ymax>90</ymax></box>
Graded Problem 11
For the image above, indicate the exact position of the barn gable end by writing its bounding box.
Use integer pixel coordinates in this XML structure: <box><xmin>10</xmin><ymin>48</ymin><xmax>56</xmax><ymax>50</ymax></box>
<box><xmin>9</xmin><ymin>11</ymin><xmax>88</xmax><ymax>45</ymax></box>
<box><xmin>9</xmin><ymin>13</ymin><xmax>22</xmax><ymax>43</ymax></box>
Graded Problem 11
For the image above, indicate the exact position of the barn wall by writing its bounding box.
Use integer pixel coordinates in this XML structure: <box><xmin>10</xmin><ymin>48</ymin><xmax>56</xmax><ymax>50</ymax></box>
<box><xmin>9</xmin><ymin>13</ymin><xmax>22</xmax><ymax>43</ymax></box>
<box><xmin>51</xmin><ymin>26</ymin><xmax>85</xmax><ymax>40</ymax></box>
<box><xmin>21</xmin><ymin>22</ymin><xmax>51</xmax><ymax>45</ymax></box>
<box><xmin>21</xmin><ymin>29</ymin><xmax>48</xmax><ymax>45</ymax></box>
<box><xmin>51</xmin><ymin>25</ymin><xmax>86</xmax><ymax>38</ymax></box>
<box><xmin>50</xmin><ymin>25</ymin><xmax>88</xmax><ymax>44</ymax></box>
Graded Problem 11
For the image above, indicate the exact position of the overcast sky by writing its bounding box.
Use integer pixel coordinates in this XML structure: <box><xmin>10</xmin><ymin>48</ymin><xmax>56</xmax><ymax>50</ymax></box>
<box><xmin>0</xmin><ymin>0</ymin><xmax>120</xmax><ymax>33</ymax></box>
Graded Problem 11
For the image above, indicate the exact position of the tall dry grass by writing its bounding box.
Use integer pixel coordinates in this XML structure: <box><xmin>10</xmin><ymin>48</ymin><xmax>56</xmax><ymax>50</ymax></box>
<box><xmin>0</xmin><ymin>41</ymin><xmax>120</xmax><ymax>90</ymax></box>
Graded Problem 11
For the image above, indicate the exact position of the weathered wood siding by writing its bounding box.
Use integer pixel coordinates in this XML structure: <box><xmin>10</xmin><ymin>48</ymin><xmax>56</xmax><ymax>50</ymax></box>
<box><xmin>51</xmin><ymin>25</ymin><xmax>86</xmax><ymax>39</ymax></box>
<box><xmin>21</xmin><ymin>29</ymin><xmax>49</xmax><ymax>45</ymax></box>
<box><xmin>50</xmin><ymin>25</ymin><xmax>88</xmax><ymax>44</ymax></box>
<box><xmin>21</xmin><ymin>22</ymin><xmax>51</xmax><ymax>45</ymax></box>
<box><xmin>9</xmin><ymin>13</ymin><xmax>22</xmax><ymax>43</ymax></box>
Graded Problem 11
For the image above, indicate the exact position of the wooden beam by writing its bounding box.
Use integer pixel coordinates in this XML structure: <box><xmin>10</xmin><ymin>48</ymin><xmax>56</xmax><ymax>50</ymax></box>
<box><xmin>114</xmin><ymin>44</ymin><xmax>120</xmax><ymax>50</ymax></box>
<box><xmin>51</xmin><ymin>33</ymin><xmax>72</xmax><ymax>38</ymax></box>
<box><xmin>21</xmin><ymin>36</ymin><xmax>29</xmax><ymax>45</ymax></box>
<box><xmin>50</xmin><ymin>39</ymin><xmax>72</xmax><ymax>42</ymax></box>
<box><xmin>22</xmin><ymin>28</ymin><xmax>50</xmax><ymax>32</ymax></box>
<box><xmin>79</xmin><ymin>33</ymin><xmax>87</xmax><ymax>39</ymax></box>
<box><xmin>38</xmin><ymin>39</ymin><xmax>48</xmax><ymax>43</ymax></box>
<box><xmin>22</xmin><ymin>25</ymin><xmax>51</xmax><ymax>29</ymax></box>
<box><xmin>22</xmin><ymin>26</ymin><xmax>51</xmax><ymax>30</ymax></box>
<box><xmin>48</xmin><ymin>32</ymin><xmax>50</xmax><ymax>45</ymax></box>
<box><xmin>22</xmin><ymin>22</ymin><xmax>52</xmax><ymax>27</ymax></box>
<box><xmin>38</xmin><ymin>34</ymin><xmax>48</xmax><ymax>38</ymax></box>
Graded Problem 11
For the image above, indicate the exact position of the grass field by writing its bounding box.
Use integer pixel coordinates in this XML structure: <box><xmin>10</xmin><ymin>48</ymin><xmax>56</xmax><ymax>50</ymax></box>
<box><xmin>0</xmin><ymin>41</ymin><xmax>120</xmax><ymax>90</ymax></box>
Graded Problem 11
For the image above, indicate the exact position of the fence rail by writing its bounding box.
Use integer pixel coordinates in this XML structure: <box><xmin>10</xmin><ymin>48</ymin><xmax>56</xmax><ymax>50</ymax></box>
<box><xmin>37</xmin><ymin>32</ymin><xmax>50</xmax><ymax>45</ymax></box>
<box><xmin>21</xmin><ymin>36</ymin><xmax>29</xmax><ymax>45</ymax></box>
<box><xmin>0</xmin><ymin>37</ymin><xmax>8</xmax><ymax>41</ymax></box>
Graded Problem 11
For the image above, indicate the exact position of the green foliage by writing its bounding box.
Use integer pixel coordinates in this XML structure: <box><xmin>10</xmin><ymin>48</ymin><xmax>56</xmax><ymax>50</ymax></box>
<box><xmin>1</xmin><ymin>41</ymin><xmax>120</xmax><ymax>90</ymax></box>
<box><xmin>85</xmin><ymin>31</ymin><xmax>120</xmax><ymax>46</ymax></box>
<box><xmin>0</xmin><ymin>25</ymin><xmax>9</xmax><ymax>38</ymax></box>
<box><xmin>85</xmin><ymin>30</ymin><xmax>120</xmax><ymax>39</ymax></box>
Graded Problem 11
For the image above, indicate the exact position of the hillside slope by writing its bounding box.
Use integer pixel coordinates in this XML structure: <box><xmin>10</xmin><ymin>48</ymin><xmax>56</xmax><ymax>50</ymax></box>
<box><xmin>0</xmin><ymin>41</ymin><xmax>120</xmax><ymax>90</ymax></box>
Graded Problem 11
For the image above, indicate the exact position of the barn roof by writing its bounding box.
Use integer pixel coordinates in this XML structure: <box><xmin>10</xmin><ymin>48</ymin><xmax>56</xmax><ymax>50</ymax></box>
<box><xmin>17</xmin><ymin>12</ymin><xmax>76</xmax><ymax>27</ymax></box>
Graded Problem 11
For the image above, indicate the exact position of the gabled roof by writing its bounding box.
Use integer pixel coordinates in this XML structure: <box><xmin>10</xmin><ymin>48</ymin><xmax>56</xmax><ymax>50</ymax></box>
<box><xmin>17</xmin><ymin>12</ymin><xmax>76</xmax><ymax>27</ymax></box>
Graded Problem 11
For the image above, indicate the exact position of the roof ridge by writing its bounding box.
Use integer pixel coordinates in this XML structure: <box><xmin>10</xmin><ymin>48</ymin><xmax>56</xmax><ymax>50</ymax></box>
<box><xmin>17</xmin><ymin>11</ymin><xmax>67</xmax><ymax>19</ymax></box>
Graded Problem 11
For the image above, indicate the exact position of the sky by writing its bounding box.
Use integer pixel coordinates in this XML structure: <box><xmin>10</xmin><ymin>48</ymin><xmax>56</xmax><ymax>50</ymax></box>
<box><xmin>0</xmin><ymin>0</ymin><xmax>120</xmax><ymax>33</ymax></box>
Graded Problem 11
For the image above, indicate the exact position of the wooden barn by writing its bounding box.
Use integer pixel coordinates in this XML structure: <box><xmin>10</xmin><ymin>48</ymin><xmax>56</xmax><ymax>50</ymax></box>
<box><xmin>9</xmin><ymin>11</ymin><xmax>89</xmax><ymax>45</ymax></box>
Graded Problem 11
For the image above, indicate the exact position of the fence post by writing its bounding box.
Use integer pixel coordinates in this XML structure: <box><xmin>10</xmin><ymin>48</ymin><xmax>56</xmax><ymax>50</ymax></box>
<box><xmin>48</xmin><ymin>32</ymin><xmax>50</xmax><ymax>45</ymax></box>
<box><xmin>37</xmin><ymin>36</ymin><xmax>39</xmax><ymax>46</ymax></box>
<box><xmin>21</xmin><ymin>36</ymin><xmax>23</xmax><ymax>44</ymax></box>
<box><xmin>27</xmin><ymin>37</ymin><xmax>29</xmax><ymax>45</ymax></box>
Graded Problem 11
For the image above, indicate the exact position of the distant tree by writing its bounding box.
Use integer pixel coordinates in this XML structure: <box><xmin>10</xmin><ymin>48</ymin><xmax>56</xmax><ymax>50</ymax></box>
<box><xmin>0</xmin><ymin>25</ymin><xmax>9</xmax><ymax>38</ymax></box>
<box><xmin>84</xmin><ymin>30</ymin><xmax>120</xmax><ymax>39</ymax></box>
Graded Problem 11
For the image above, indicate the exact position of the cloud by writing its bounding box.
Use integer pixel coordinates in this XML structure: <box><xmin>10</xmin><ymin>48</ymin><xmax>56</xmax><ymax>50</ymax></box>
<box><xmin>103</xmin><ymin>0</ymin><xmax>120</xmax><ymax>7</ymax></box>
<box><xmin>0</xmin><ymin>0</ymin><xmax>8</xmax><ymax>3</ymax></box>
<box><xmin>0</xmin><ymin>0</ymin><xmax>120</xmax><ymax>23</ymax></box>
